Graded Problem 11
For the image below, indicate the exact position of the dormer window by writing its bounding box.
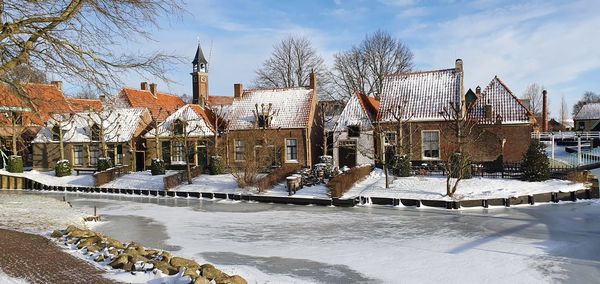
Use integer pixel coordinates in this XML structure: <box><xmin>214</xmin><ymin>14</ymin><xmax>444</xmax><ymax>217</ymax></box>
<box><xmin>173</xmin><ymin>119</ymin><xmax>185</xmax><ymax>135</ymax></box>
<box><xmin>90</xmin><ymin>123</ymin><xmax>100</xmax><ymax>141</ymax></box>
<box><xmin>257</xmin><ymin>114</ymin><xmax>271</xmax><ymax>128</ymax></box>
<box><xmin>348</xmin><ymin>125</ymin><xmax>360</xmax><ymax>137</ymax></box>
<box><xmin>52</xmin><ymin>124</ymin><xmax>61</xmax><ymax>141</ymax></box>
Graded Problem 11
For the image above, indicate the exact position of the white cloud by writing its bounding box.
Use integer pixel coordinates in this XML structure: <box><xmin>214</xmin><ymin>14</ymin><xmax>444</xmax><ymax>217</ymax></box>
<box><xmin>409</xmin><ymin>0</ymin><xmax>600</xmax><ymax>115</ymax></box>
<box><xmin>378</xmin><ymin>0</ymin><xmax>417</xmax><ymax>7</ymax></box>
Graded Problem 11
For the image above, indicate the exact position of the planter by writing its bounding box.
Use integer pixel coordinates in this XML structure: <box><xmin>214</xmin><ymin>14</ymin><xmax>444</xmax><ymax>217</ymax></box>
<box><xmin>7</xmin><ymin>155</ymin><xmax>23</xmax><ymax>173</ymax></box>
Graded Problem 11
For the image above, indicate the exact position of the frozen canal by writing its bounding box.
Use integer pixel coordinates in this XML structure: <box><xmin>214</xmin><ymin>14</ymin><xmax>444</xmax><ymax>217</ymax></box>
<box><xmin>10</xmin><ymin>191</ymin><xmax>600</xmax><ymax>283</ymax></box>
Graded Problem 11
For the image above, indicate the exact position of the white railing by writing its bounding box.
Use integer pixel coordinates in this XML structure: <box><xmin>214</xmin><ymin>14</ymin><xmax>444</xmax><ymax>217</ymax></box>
<box><xmin>535</xmin><ymin>131</ymin><xmax>600</xmax><ymax>166</ymax></box>
<box><xmin>532</xmin><ymin>131</ymin><xmax>600</xmax><ymax>140</ymax></box>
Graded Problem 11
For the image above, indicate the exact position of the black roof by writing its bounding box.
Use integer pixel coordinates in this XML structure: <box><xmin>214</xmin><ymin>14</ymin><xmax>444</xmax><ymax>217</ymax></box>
<box><xmin>192</xmin><ymin>43</ymin><xmax>208</xmax><ymax>65</ymax></box>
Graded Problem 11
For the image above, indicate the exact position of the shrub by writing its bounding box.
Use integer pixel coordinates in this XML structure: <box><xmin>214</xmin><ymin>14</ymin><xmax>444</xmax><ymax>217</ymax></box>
<box><xmin>210</xmin><ymin>156</ymin><xmax>225</xmax><ymax>175</ymax></box>
<box><xmin>7</xmin><ymin>155</ymin><xmax>23</xmax><ymax>173</ymax></box>
<box><xmin>328</xmin><ymin>165</ymin><xmax>372</xmax><ymax>198</ymax></box>
<box><xmin>55</xmin><ymin>160</ymin><xmax>71</xmax><ymax>177</ymax></box>
<box><xmin>151</xmin><ymin>159</ymin><xmax>166</xmax><ymax>175</ymax></box>
<box><xmin>521</xmin><ymin>139</ymin><xmax>550</xmax><ymax>181</ymax></box>
<box><xmin>450</xmin><ymin>152</ymin><xmax>472</xmax><ymax>179</ymax></box>
<box><xmin>391</xmin><ymin>154</ymin><xmax>411</xmax><ymax>177</ymax></box>
<box><xmin>97</xmin><ymin>157</ymin><xmax>113</xmax><ymax>172</ymax></box>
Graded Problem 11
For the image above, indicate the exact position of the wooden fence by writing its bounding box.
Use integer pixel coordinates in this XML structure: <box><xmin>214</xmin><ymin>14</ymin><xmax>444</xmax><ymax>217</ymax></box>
<box><xmin>256</xmin><ymin>164</ymin><xmax>303</xmax><ymax>192</ymax></box>
<box><xmin>328</xmin><ymin>165</ymin><xmax>373</xmax><ymax>198</ymax></box>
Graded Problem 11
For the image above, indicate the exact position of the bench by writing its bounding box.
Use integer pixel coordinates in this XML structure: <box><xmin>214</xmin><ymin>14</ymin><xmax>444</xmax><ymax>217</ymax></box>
<box><xmin>73</xmin><ymin>167</ymin><xmax>97</xmax><ymax>175</ymax></box>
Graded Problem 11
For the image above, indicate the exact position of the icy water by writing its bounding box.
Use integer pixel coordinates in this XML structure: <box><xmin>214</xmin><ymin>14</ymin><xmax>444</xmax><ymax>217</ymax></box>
<box><xmin>5</xmin><ymin>191</ymin><xmax>600</xmax><ymax>283</ymax></box>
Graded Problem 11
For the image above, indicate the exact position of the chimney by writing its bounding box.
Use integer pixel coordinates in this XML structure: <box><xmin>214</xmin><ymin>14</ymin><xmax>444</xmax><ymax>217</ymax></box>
<box><xmin>542</xmin><ymin>89</ymin><xmax>548</xmax><ymax>132</ymax></box>
<box><xmin>51</xmin><ymin>81</ymin><xmax>63</xmax><ymax>92</ymax></box>
<box><xmin>485</xmin><ymin>104</ymin><xmax>493</xmax><ymax>120</ymax></box>
<box><xmin>455</xmin><ymin>59</ymin><xmax>465</xmax><ymax>117</ymax></box>
<box><xmin>309</xmin><ymin>71</ymin><xmax>317</xmax><ymax>91</ymax></box>
<box><xmin>141</xmin><ymin>82</ymin><xmax>148</xmax><ymax>90</ymax></box>
<box><xmin>150</xmin><ymin>83</ymin><xmax>157</xmax><ymax>96</ymax></box>
<box><xmin>234</xmin><ymin>83</ymin><xmax>244</xmax><ymax>98</ymax></box>
<box><xmin>475</xmin><ymin>86</ymin><xmax>481</xmax><ymax>96</ymax></box>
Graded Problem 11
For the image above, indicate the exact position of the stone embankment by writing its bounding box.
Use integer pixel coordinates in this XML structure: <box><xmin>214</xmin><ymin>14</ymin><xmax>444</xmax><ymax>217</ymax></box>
<box><xmin>51</xmin><ymin>226</ymin><xmax>247</xmax><ymax>284</ymax></box>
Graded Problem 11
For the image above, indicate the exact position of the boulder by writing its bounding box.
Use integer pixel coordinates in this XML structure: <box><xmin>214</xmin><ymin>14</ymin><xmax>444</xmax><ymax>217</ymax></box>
<box><xmin>183</xmin><ymin>266</ymin><xmax>199</xmax><ymax>279</ymax></box>
<box><xmin>152</xmin><ymin>260</ymin><xmax>179</xmax><ymax>275</ymax></box>
<box><xmin>78</xmin><ymin>236</ymin><xmax>102</xmax><ymax>249</ymax></box>
<box><xmin>193</xmin><ymin>276</ymin><xmax>211</xmax><ymax>284</ymax></box>
<box><xmin>159</xmin><ymin>251</ymin><xmax>173</xmax><ymax>262</ymax></box>
<box><xmin>201</xmin><ymin>265</ymin><xmax>229</xmax><ymax>282</ymax></box>
<box><xmin>170</xmin><ymin>257</ymin><xmax>199</xmax><ymax>269</ymax></box>
<box><xmin>65</xmin><ymin>225</ymin><xmax>79</xmax><ymax>233</ymax></box>
<box><xmin>125</xmin><ymin>246</ymin><xmax>146</xmax><ymax>256</ymax></box>
<box><xmin>109</xmin><ymin>254</ymin><xmax>130</xmax><ymax>269</ymax></box>
<box><xmin>85</xmin><ymin>244</ymin><xmax>101</xmax><ymax>253</ymax></box>
<box><xmin>51</xmin><ymin>230</ymin><xmax>63</xmax><ymax>238</ymax></box>
<box><xmin>217</xmin><ymin>275</ymin><xmax>248</xmax><ymax>284</ymax></box>
<box><xmin>68</xmin><ymin>228</ymin><xmax>96</xmax><ymax>239</ymax></box>
<box><xmin>103</xmin><ymin>237</ymin><xmax>125</xmax><ymax>249</ymax></box>
<box><xmin>94</xmin><ymin>255</ymin><xmax>106</xmax><ymax>262</ymax></box>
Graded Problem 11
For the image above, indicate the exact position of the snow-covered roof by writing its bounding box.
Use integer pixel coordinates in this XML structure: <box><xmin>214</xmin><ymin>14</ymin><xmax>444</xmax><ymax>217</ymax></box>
<box><xmin>378</xmin><ymin>68</ymin><xmax>462</xmax><ymax>122</ymax></box>
<box><xmin>468</xmin><ymin>76</ymin><xmax>532</xmax><ymax>124</ymax></box>
<box><xmin>227</xmin><ymin>87</ymin><xmax>315</xmax><ymax>130</ymax></box>
<box><xmin>335</xmin><ymin>93</ymin><xmax>379</xmax><ymax>132</ymax></box>
<box><xmin>574</xmin><ymin>103</ymin><xmax>600</xmax><ymax>120</ymax></box>
<box><xmin>145</xmin><ymin>104</ymin><xmax>215</xmax><ymax>138</ymax></box>
<box><xmin>33</xmin><ymin>108</ymin><xmax>149</xmax><ymax>143</ymax></box>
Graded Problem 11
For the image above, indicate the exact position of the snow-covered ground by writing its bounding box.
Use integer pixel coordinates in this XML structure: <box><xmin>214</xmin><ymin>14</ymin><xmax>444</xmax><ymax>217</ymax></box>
<box><xmin>37</xmin><ymin>192</ymin><xmax>600</xmax><ymax>284</ymax></box>
<box><xmin>100</xmin><ymin>170</ymin><xmax>177</xmax><ymax>190</ymax></box>
<box><xmin>0</xmin><ymin>193</ymin><xmax>87</xmax><ymax>233</ymax></box>
<box><xmin>0</xmin><ymin>169</ymin><xmax>95</xmax><ymax>187</ymax></box>
<box><xmin>0</xmin><ymin>268</ymin><xmax>28</xmax><ymax>284</ymax></box>
<box><xmin>344</xmin><ymin>169</ymin><xmax>586</xmax><ymax>201</ymax></box>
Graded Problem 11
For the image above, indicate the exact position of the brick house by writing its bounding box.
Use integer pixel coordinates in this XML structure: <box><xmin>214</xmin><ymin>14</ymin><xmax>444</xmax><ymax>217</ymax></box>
<box><xmin>225</xmin><ymin>75</ymin><xmax>318</xmax><ymax>169</ymax></box>
<box><xmin>31</xmin><ymin>108</ymin><xmax>151</xmax><ymax>170</ymax></box>
<box><xmin>377</xmin><ymin>60</ymin><xmax>534</xmax><ymax>165</ymax></box>
<box><xmin>145</xmin><ymin>104</ymin><xmax>215</xmax><ymax>169</ymax></box>
<box><xmin>116</xmin><ymin>82</ymin><xmax>185</xmax><ymax>121</ymax></box>
<box><xmin>332</xmin><ymin>92</ymin><xmax>379</xmax><ymax>168</ymax></box>
<box><xmin>0</xmin><ymin>82</ymin><xmax>73</xmax><ymax>166</ymax></box>
<box><xmin>573</xmin><ymin>103</ymin><xmax>600</xmax><ymax>131</ymax></box>
<box><xmin>67</xmin><ymin>98</ymin><xmax>103</xmax><ymax>112</ymax></box>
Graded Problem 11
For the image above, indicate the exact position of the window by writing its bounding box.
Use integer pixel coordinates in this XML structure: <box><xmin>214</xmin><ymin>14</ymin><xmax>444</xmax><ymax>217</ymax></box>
<box><xmin>578</xmin><ymin>121</ymin><xmax>585</xmax><ymax>130</ymax></box>
<box><xmin>11</xmin><ymin>112</ymin><xmax>22</xmax><ymax>125</ymax></box>
<box><xmin>384</xmin><ymin>132</ymin><xmax>397</xmax><ymax>146</ymax></box>
<box><xmin>234</xmin><ymin>140</ymin><xmax>245</xmax><ymax>161</ymax></box>
<box><xmin>161</xmin><ymin>141</ymin><xmax>171</xmax><ymax>163</ymax></box>
<box><xmin>52</xmin><ymin>124</ymin><xmax>61</xmax><ymax>141</ymax></box>
<box><xmin>285</xmin><ymin>139</ymin><xmax>298</xmax><ymax>162</ymax></box>
<box><xmin>384</xmin><ymin>132</ymin><xmax>397</xmax><ymax>162</ymax></box>
<box><xmin>90</xmin><ymin>124</ymin><xmax>100</xmax><ymax>141</ymax></box>
<box><xmin>347</xmin><ymin>125</ymin><xmax>360</xmax><ymax>137</ymax></box>
<box><xmin>115</xmin><ymin>144</ymin><xmax>123</xmax><ymax>165</ymax></box>
<box><xmin>89</xmin><ymin>145</ymin><xmax>99</xmax><ymax>166</ymax></box>
<box><xmin>173</xmin><ymin>119</ymin><xmax>185</xmax><ymax>135</ymax></box>
<box><xmin>172</xmin><ymin>141</ymin><xmax>185</xmax><ymax>163</ymax></box>
<box><xmin>422</xmin><ymin>131</ymin><xmax>440</xmax><ymax>159</ymax></box>
<box><xmin>73</xmin><ymin>145</ymin><xmax>84</xmax><ymax>166</ymax></box>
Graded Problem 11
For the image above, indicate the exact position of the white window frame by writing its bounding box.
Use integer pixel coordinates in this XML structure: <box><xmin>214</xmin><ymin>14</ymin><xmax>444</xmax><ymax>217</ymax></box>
<box><xmin>421</xmin><ymin>130</ymin><xmax>440</xmax><ymax>160</ymax></box>
<box><xmin>172</xmin><ymin>141</ymin><xmax>185</xmax><ymax>163</ymax></box>
<box><xmin>88</xmin><ymin>145</ymin><xmax>99</xmax><ymax>166</ymax></box>
<box><xmin>73</xmin><ymin>145</ymin><xmax>84</xmax><ymax>166</ymax></box>
<box><xmin>285</xmin><ymin>138</ymin><xmax>298</xmax><ymax>163</ymax></box>
<box><xmin>234</xmin><ymin>140</ymin><xmax>245</xmax><ymax>162</ymax></box>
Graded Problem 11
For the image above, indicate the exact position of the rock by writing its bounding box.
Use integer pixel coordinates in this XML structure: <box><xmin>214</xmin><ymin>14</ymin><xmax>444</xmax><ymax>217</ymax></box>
<box><xmin>152</xmin><ymin>260</ymin><xmax>179</xmax><ymax>275</ymax></box>
<box><xmin>94</xmin><ymin>255</ymin><xmax>105</xmax><ymax>262</ymax></box>
<box><xmin>159</xmin><ymin>251</ymin><xmax>172</xmax><ymax>262</ymax></box>
<box><xmin>183</xmin><ymin>266</ymin><xmax>199</xmax><ymax>279</ymax></box>
<box><xmin>217</xmin><ymin>275</ymin><xmax>248</xmax><ymax>284</ymax></box>
<box><xmin>125</xmin><ymin>246</ymin><xmax>146</xmax><ymax>256</ymax></box>
<box><xmin>103</xmin><ymin>237</ymin><xmax>125</xmax><ymax>249</ymax></box>
<box><xmin>85</xmin><ymin>244</ymin><xmax>101</xmax><ymax>253</ymax></box>
<box><xmin>50</xmin><ymin>230</ymin><xmax>63</xmax><ymax>238</ymax></box>
<box><xmin>65</xmin><ymin>225</ymin><xmax>79</xmax><ymax>233</ymax></box>
<box><xmin>170</xmin><ymin>257</ymin><xmax>199</xmax><ymax>269</ymax></box>
<box><xmin>109</xmin><ymin>254</ymin><xmax>129</xmax><ymax>269</ymax></box>
<box><xmin>77</xmin><ymin>236</ymin><xmax>102</xmax><ymax>249</ymax></box>
<box><xmin>193</xmin><ymin>276</ymin><xmax>211</xmax><ymax>284</ymax></box>
<box><xmin>108</xmin><ymin>248</ymin><xmax>121</xmax><ymax>256</ymax></box>
<box><xmin>122</xmin><ymin>262</ymin><xmax>134</xmax><ymax>272</ymax></box>
<box><xmin>201</xmin><ymin>265</ymin><xmax>228</xmax><ymax>282</ymax></box>
<box><xmin>68</xmin><ymin>228</ymin><xmax>96</xmax><ymax>238</ymax></box>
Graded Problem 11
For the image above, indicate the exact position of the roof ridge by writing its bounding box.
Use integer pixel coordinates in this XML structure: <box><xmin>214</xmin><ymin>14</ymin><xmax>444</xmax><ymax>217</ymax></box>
<box><xmin>384</xmin><ymin>68</ymin><xmax>457</xmax><ymax>78</ymax></box>
<box><xmin>121</xmin><ymin>87</ymin><xmax>179</xmax><ymax>97</ymax></box>
<box><xmin>244</xmin><ymin>86</ymin><xmax>310</xmax><ymax>93</ymax></box>
<box><xmin>485</xmin><ymin>76</ymin><xmax>533</xmax><ymax>116</ymax></box>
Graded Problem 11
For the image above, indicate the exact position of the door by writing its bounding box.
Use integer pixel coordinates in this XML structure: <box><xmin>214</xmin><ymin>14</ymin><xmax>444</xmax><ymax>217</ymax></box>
<box><xmin>197</xmin><ymin>143</ymin><xmax>208</xmax><ymax>170</ymax></box>
<box><xmin>338</xmin><ymin>140</ymin><xmax>357</xmax><ymax>168</ymax></box>
<box><xmin>135</xmin><ymin>151</ymin><xmax>145</xmax><ymax>171</ymax></box>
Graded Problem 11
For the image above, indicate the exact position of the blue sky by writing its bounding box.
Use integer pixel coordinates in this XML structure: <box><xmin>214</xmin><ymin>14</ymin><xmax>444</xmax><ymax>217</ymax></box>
<box><xmin>67</xmin><ymin>0</ymin><xmax>600</xmax><ymax>118</ymax></box>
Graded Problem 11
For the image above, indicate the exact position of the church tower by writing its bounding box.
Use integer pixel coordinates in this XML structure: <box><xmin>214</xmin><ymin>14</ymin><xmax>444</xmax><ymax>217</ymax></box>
<box><xmin>191</xmin><ymin>43</ymin><xmax>209</xmax><ymax>106</ymax></box>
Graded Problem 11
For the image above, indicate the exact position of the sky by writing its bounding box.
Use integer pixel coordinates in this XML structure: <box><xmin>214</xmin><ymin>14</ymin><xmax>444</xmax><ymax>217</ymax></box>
<box><xmin>65</xmin><ymin>0</ymin><xmax>600</xmax><ymax>119</ymax></box>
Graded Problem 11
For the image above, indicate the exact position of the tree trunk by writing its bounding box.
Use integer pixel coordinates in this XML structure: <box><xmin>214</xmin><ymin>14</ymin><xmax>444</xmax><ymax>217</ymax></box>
<box><xmin>59</xmin><ymin>125</ymin><xmax>65</xmax><ymax>160</ymax></box>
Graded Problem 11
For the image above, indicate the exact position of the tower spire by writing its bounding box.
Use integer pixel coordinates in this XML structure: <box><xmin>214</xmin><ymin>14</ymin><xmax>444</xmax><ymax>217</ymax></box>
<box><xmin>191</xmin><ymin>41</ymin><xmax>209</xmax><ymax>106</ymax></box>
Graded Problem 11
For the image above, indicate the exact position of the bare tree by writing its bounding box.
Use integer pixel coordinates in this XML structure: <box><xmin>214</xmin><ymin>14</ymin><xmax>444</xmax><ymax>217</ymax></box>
<box><xmin>560</xmin><ymin>94</ymin><xmax>569</xmax><ymax>128</ymax></box>
<box><xmin>440</xmin><ymin>101</ymin><xmax>481</xmax><ymax>198</ymax></box>
<box><xmin>572</xmin><ymin>91</ymin><xmax>600</xmax><ymax>116</ymax></box>
<box><xmin>332</xmin><ymin>30</ymin><xmax>413</xmax><ymax>99</ymax></box>
<box><xmin>2</xmin><ymin>64</ymin><xmax>47</xmax><ymax>84</ymax></box>
<box><xmin>0</xmin><ymin>0</ymin><xmax>183</xmax><ymax>95</ymax></box>
<box><xmin>254</xmin><ymin>35</ymin><xmax>330</xmax><ymax>93</ymax></box>
<box><xmin>48</xmin><ymin>112</ymin><xmax>76</xmax><ymax>161</ymax></box>
<box><xmin>522</xmin><ymin>83</ymin><xmax>544</xmax><ymax>116</ymax></box>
